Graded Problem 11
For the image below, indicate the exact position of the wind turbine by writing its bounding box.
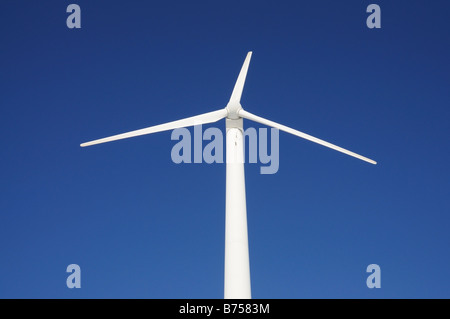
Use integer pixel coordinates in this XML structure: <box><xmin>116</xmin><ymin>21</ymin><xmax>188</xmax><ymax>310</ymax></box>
<box><xmin>81</xmin><ymin>52</ymin><xmax>376</xmax><ymax>299</ymax></box>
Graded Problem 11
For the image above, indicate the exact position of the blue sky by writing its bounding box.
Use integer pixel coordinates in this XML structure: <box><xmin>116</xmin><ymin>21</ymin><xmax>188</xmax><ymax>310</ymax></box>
<box><xmin>1</xmin><ymin>1</ymin><xmax>449</xmax><ymax>298</ymax></box>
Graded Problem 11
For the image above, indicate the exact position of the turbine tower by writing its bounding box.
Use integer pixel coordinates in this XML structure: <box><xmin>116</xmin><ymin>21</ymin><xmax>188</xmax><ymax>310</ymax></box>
<box><xmin>81</xmin><ymin>52</ymin><xmax>376</xmax><ymax>299</ymax></box>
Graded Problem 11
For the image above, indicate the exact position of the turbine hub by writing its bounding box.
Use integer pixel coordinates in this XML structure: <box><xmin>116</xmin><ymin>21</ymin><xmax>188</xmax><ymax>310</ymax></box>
<box><xmin>226</xmin><ymin>102</ymin><xmax>242</xmax><ymax>120</ymax></box>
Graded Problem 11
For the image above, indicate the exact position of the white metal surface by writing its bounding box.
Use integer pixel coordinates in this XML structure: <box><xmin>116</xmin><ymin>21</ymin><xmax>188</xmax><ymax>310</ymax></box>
<box><xmin>224</xmin><ymin>119</ymin><xmax>251</xmax><ymax>299</ymax></box>
<box><xmin>239</xmin><ymin>109</ymin><xmax>377</xmax><ymax>165</ymax></box>
<box><xmin>226</xmin><ymin>51</ymin><xmax>252</xmax><ymax>119</ymax></box>
<box><xmin>80</xmin><ymin>108</ymin><xmax>227</xmax><ymax>147</ymax></box>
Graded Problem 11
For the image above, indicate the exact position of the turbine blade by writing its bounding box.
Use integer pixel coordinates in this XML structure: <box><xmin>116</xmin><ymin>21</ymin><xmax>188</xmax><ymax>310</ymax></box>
<box><xmin>229</xmin><ymin>52</ymin><xmax>252</xmax><ymax>104</ymax></box>
<box><xmin>239</xmin><ymin>110</ymin><xmax>377</xmax><ymax>165</ymax></box>
<box><xmin>81</xmin><ymin>108</ymin><xmax>227</xmax><ymax>147</ymax></box>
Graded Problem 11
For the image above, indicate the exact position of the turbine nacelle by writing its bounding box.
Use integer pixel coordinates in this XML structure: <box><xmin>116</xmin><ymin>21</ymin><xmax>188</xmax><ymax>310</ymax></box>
<box><xmin>226</xmin><ymin>102</ymin><xmax>243</xmax><ymax>120</ymax></box>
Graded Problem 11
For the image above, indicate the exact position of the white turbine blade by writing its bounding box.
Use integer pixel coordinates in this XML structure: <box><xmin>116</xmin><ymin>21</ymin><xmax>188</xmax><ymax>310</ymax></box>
<box><xmin>239</xmin><ymin>109</ymin><xmax>377</xmax><ymax>165</ymax></box>
<box><xmin>228</xmin><ymin>52</ymin><xmax>252</xmax><ymax>104</ymax></box>
<box><xmin>81</xmin><ymin>108</ymin><xmax>227</xmax><ymax>147</ymax></box>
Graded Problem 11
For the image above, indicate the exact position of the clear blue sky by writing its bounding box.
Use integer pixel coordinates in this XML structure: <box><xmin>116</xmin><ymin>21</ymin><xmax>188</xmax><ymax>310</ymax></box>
<box><xmin>1</xmin><ymin>1</ymin><xmax>449</xmax><ymax>298</ymax></box>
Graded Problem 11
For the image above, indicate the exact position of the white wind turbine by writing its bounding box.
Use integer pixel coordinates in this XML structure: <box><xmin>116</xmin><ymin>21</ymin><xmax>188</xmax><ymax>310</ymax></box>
<box><xmin>81</xmin><ymin>52</ymin><xmax>376</xmax><ymax>299</ymax></box>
